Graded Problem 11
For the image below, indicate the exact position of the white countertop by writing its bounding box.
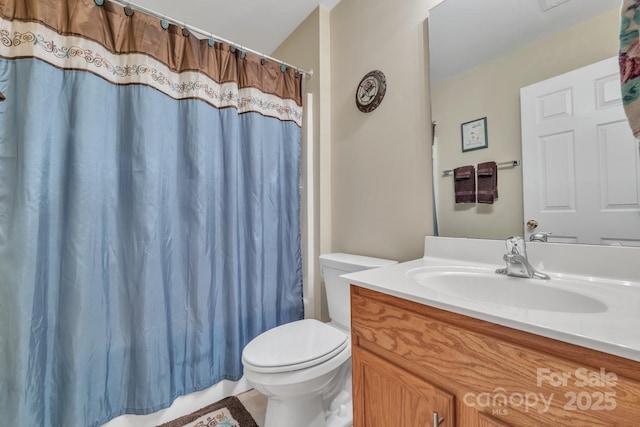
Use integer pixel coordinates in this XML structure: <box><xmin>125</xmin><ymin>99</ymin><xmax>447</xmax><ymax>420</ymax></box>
<box><xmin>342</xmin><ymin>255</ymin><xmax>640</xmax><ymax>363</ymax></box>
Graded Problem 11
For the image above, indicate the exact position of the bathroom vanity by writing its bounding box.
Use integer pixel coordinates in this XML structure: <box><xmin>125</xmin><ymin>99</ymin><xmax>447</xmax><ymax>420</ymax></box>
<box><xmin>344</xmin><ymin>237</ymin><xmax>640</xmax><ymax>426</ymax></box>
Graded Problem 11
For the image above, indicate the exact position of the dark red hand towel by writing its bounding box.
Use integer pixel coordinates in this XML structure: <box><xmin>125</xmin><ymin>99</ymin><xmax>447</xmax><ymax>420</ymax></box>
<box><xmin>477</xmin><ymin>161</ymin><xmax>498</xmax><ymax>204</ymax></box>
<box><xmin>0</xmin><ymin>91</ymin><xmax>5</xmax><ymax>101</ymax></box>
<box><xmin>454</xmin><ymin>165</ymin><xmax>476</xmax><ymax>203</ymax></box>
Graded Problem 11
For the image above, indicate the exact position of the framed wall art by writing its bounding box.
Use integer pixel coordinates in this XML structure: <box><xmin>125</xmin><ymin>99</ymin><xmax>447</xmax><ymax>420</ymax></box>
<box><xmin>461</xmin><ymin>117</ymin><xmax>488</xmax><ymax>152</ymax></box>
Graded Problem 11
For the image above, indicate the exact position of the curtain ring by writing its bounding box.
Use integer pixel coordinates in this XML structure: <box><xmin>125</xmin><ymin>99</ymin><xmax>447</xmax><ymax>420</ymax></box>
<box><xmin>260</xmin><ymin>58</ymin><xmax>266</xmax><ymax>66</ymax></box>
<box><xmin>208</xmin><ymin>35</ymin><xmax>215</xmax><ymax>47</ymax></box>
<box><xmin>160</xmin><ymin>18</ymin><xmax>169</xmax><ymax>30</ymax></box>
<box><xmin>280</xmin><ymin>64</ymin><xmax>287</xmax><ymax>73</ymax></box>
<box><xmin>182</xmin><ymin>27</ymin><xmax>189</xmax><ymax>37</ymax></box>
<box><xmin>124</xmin><ymin>5</ymin><xmax>134</xmax><ymax>16</ymax></box>
<box><xmin>94</xmin><ymin>0</ymin><xmax>104</xmax><ymax>6</ymax></box>
<box><xmin>240</xmin><ymin>51</ymin><xmax>246</xmax><ymax>60</ymax></box>
<box><xmin>229</xmin><ymin>46</ymin><xmax>237</xmax><ymax>53</ymax></box>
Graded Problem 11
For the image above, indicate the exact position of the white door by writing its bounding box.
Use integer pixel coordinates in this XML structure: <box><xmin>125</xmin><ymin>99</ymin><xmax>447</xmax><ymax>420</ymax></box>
<box><xmin>520</xmin><ymin>57</ymin><xmax>640</xmax><ymax>246</ymax></box>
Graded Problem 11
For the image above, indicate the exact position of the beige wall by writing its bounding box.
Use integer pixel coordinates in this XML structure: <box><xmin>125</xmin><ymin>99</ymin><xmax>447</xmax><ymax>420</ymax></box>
<box><xmin>432</xmin><ymin>9</ymin><xmax>620</xmax><ymax>240</ymax></box>
<box><xmin>273</xmin><ymin>1</ymin><xmax>619</xmax><ymax>319</ymax></box>
<box><xmin>275</xmin><ymin>0</ymin><xmax>443</xmax><ymax>321</ymax></box>
<box><xmin>330</xmin><ymin>0</ymin><xmax>441</xmax><ymax>262</ymax></box>
<box><xmin>273</xmin><ymin>7</ymin><xmax>332</xmax><ymax>320</ymax></box>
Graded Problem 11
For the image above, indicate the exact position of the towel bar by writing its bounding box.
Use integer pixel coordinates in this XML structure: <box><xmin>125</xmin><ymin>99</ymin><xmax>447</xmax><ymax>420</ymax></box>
<box><xmin>442</xmin><ymin>160</ymin><xmax>520</xmax><ymax>177</ymax></box>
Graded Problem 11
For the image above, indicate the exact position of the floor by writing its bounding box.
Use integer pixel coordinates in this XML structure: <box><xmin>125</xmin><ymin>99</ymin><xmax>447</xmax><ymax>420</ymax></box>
<box><xmin>237</xmin><ymin>389</ymin><xmax>267</xmax><ymax>426</ymax></box>
<box><xmin>237</xmin><ymin>389</ymin><xmax>354</xmax><ymax>427</ymax></box>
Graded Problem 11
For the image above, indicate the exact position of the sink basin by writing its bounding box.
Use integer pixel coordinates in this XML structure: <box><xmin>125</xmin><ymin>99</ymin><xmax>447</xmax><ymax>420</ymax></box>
<box><xmin>406</xmin><ymin>266</ymin><xmax>608</xmax><ymax>313</ymax></box>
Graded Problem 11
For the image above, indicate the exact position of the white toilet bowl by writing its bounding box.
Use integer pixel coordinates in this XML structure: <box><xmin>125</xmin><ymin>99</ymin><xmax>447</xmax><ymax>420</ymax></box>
<box><xmin>241</xmin><ymin>253</ymin><xmax>397</xmax><ymax>427</ymax></box>
<box><xmin>242</xmin><ymin>319</ymin><xmax>352</xmax><ymax>427</ymax></box>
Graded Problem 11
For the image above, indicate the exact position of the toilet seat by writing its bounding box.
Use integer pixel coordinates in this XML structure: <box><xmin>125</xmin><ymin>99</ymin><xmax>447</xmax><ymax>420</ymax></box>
<box><xmin>242</xmin><ymin>319</ymin><xmax>348</xmax><ymax>374</ymax></box>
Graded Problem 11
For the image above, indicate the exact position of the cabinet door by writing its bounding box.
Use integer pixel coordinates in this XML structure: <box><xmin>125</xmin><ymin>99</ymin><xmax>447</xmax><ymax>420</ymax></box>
<box><xmin>353</xmin><ymin>345</ymin><xmax>455</xmax><ymax>427</ymax></box>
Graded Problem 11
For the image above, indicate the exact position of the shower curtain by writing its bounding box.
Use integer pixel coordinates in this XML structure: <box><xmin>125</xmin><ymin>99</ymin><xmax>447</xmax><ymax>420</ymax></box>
<box><xmin>0</xmin><ymin>0</ymin><xmax>304</xmax><ymax>425</ymax></box>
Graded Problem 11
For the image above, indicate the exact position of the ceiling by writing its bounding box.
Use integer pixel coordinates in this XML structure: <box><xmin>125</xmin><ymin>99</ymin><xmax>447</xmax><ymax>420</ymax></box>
<box><xmin>123</xmin><ymin>0</ymin><xmax>619</xmax><ymax>81</ymax></box>
<box><xmin>428</xmin><ymin>0</ymin><xmax>620</xmax><ymax>85</ymax></box>
<box><xmin>130</xmin><ymin>0</ymin><xmax>342</xmax><ymax>55</ymax></box>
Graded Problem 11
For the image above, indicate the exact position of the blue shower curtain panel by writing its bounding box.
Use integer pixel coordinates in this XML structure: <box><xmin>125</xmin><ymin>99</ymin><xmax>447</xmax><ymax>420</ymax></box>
<box><xmin>0</xmin><ymin>57</ymin><xmax>303</xmax><ymax>426</ymax></box>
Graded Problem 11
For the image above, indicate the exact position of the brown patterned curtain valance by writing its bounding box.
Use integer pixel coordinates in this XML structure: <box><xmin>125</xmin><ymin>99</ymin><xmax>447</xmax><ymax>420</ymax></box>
<box><xmin>0</xmin><ymin>0</ymin><xmax>302</xmax><ymax>108</ymax></box>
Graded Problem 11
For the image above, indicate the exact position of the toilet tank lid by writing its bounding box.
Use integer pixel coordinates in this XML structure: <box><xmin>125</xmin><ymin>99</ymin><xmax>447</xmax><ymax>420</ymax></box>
<box><xmin>319</xmin><ymin>253</ymin><xmax>397</xmax><ymax>272</ymax></box>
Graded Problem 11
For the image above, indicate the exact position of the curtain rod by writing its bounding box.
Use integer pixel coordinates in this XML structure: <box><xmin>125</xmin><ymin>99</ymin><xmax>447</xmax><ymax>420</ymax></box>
<box><xmin>94</xmin><ymin>0</ymin><xmax>313</xmax><ymax>78</ymax></box>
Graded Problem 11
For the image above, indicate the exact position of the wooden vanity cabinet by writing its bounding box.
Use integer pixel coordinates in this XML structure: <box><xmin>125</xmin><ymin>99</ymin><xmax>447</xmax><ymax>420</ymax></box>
<box><xmin>351</xmin><ymin>285</ymin><xmax>640</xmax><ymax>427</ymax></box>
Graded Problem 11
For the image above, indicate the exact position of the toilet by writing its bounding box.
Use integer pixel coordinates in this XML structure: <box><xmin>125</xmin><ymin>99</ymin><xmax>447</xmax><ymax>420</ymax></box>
<box><xmin>241</xmin><ymin>253</ymin><xmax>397</xmax><ymax>427</ymax></box>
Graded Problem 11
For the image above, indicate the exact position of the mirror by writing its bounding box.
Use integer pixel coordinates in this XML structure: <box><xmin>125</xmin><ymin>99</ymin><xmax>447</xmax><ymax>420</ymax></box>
<box><xmin>428</xmin><ymin>0</ymin><xmax>630</xmax><ymax>244</ymax></box>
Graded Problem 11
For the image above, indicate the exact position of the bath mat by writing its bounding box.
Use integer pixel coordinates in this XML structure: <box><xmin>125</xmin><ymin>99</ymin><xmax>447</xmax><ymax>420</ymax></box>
<box><xmin>157</xmin><ymin>396</ymin><xmax>258</xmax><ymax>427</ymax></box>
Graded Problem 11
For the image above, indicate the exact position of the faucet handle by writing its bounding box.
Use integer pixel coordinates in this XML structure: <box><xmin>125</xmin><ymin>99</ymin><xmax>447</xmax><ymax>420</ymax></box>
<box><xmin>506</xmin><ymin>236</ymin><xmax>526</xmax><ymax>255</ymax></box>
<box><xmin>529</xmin><ymin>232</ymin><xmax>551</xmax><ymax>242</ymax></box>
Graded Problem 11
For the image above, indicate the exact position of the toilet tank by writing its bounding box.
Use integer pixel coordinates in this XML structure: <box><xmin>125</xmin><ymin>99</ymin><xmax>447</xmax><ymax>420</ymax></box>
<box><xmin>319</xmin><ymin>253</ymin><xmax>397</xmax><ymax>332</ymax></box>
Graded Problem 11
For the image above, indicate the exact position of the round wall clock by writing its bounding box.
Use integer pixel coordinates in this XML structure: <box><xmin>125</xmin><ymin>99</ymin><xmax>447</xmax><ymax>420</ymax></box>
<box><xmin>355</xmin><ymin>70</ymin><xmax>386</xmax><ymax>113</ymax></box>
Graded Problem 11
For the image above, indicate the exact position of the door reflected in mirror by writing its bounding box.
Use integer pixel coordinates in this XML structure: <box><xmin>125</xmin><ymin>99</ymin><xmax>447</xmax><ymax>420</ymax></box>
<box><xmin>428</xmin><ymin>0</ymin><xmax>640</xmax><ymax>246</ymax></box>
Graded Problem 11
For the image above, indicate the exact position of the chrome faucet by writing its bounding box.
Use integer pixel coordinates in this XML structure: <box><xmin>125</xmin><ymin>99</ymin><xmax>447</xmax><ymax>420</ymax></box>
<box><xmin>496</xmin><ymin>236</ymin><xmax>550</xmax><ymax>280</ymax></box>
